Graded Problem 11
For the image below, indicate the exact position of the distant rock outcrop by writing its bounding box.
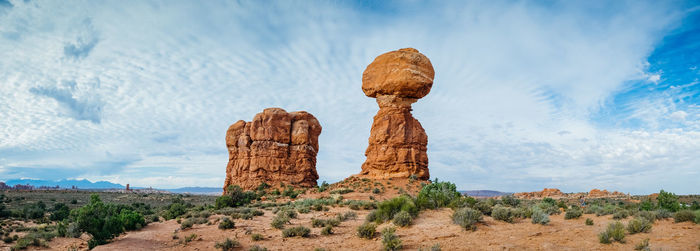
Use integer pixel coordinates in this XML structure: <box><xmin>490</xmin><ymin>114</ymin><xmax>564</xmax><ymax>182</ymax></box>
<box><xmin>359</xmin><ymin>48</ymin><xmax>434</xmax><ymax>180</ymax></box>
<box><xmin>223</xmin><ymin>108</ymin><xmax>321</xmax><ymax>192</ymax></box>
<box><xmin>587</xmin><ymin>189</ymin><xmax>626</xmax><ymax>198</ymax></box>
<box><xmin>514</xmin><ymin>188</ymin><xmax>566</xmax><ymax>199</ymax></box>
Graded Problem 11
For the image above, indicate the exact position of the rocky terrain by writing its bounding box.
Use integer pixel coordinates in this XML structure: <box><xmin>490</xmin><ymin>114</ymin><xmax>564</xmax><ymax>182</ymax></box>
<box><xmin>515</xmin><ymin>188</ymin><xmax>629</xmax><ymax>200</ymax></box>
<box><xmin>223</xmin><ymin>108</ymin><xmax>322</xmax><ymax>191</ymax></box>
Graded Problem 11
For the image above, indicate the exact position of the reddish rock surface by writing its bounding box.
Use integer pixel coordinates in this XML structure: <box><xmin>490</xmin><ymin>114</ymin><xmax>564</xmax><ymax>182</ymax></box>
<box><xmin>359</xmin><ymin>48</ymin><xmax>434</xmax><ymax>180</ymax></box>
<box><xmin>514</xmin><ymin>188</ymin><xmax>566</xmax><ymax>199</ymax></box>
<box><xmin>223</xmin><ymin>108</ymin><xmax>321</xmax><ymax>191</ymax></box>
<box><xmin>588</xmin><ymin>189</ymin><xmax>626</xmax><ymax>198</ymax></box>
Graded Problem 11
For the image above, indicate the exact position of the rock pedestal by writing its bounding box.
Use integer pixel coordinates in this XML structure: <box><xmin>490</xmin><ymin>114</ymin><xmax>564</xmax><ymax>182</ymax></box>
<box><xmin>360</xmin><ymin>48</ymin><xmax>434</xmax><ymax>180</ymax></box>
<box><xmin>223</xmin><ymin>108</ymin><xmax>321</xmax><ymax>192</ymax></box>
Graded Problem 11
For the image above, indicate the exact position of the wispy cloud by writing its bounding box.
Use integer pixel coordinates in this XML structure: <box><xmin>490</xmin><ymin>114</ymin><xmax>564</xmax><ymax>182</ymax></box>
<box><xmin>0</xmin><ymin>0</ymin><xmax>697</xmax><ymax>193</ymax></box>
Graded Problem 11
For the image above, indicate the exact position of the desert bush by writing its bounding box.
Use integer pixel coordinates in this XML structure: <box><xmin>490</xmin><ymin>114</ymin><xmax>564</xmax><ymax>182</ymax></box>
<box><xmin>655</xmin><ymin>209</ymin><xmax>672</xmax><ymax>219</ymax></box>
<box><xmin>637</xmin><ymin>210</ymin><xmax>657</xmax><ymax>223</ymax></box>
<box><xmin>270</xmin><ymin>215</ymin><xmax>289</xmax><ymax>229</ymax></box>
<box><xmin>217</xmin><ymin>185</ymin><xmax>258</xmax><ymax>209</ymax></box>
<box><xmin>372</xmin><ymin>196</ymin><xmax>418</xmax><ymax>223</ymax></box>
<box><xmin>695</xmin><ymin>210</ymin><xmax>700</xmax><ymax>224</ymax></box>
<box><xmin>534</xmin><ymin>202</ymin><xmax>560</xmax><ymax>215</ymax></box>
<box><xmin>282</xmin><ymin>226</ymin><xmax>310</xmax><ymax>238</ymax></box>
<box><xmin>330</xmin><ymin>188</ymin><xmax>354</xmax><ymax>195</ymax></box>
<box><xmin>415</xmin><ymin>179</ymin><xmax>461</xmax><ymax>210</ymax></box>
<box><xmin>492</xmin><ymin>205</ymin><xmax>515</xmax><ymax>223</ymax></box>
<box><xmin>612</xmin><ymin>209</ymin><xmax>629</xmax><ymax>219</ymax></box>
<box><xmin>341</xmin><ymin>211</ymin><xmax>357</xmax><ymax>221</ymax></box>
<box><xmin>3</xmin><ymin>236</ymin><xmax>12</xmax><ymax>243</ymax></box>
<box><xmin>500</xmin><ymin>195</ymin><xmax>520</xmax><ymax>207</ymax></box>
<box><xmin>357</xmin><ymin>222</ymin><xmax>377</xmax><ymax>239</ymax></box>
<box><xmin>627</xmin><ymin>217</ymin><xmax>652</xmax><ymax>234</ymax></box>
<box><xmin>452</xmin><ymin>207</ymin><xmax>482</xmax><ymax>230</ymax></box>
<box><xmin>596</xmin><ymin>204</ymin><xmax>617</xmax><ymax>216</ymax></box>
<box><xmin>373</xmin><ymin>188</ymin><xmax>381</xmax><ymax>194</ymax></box>
<box><xmin>531</xmin><ymin>209</ymin><xmax>550</xmax><ymax>225</ymax></box>
<box><xmin>564</xmin><ymin>208</ymin><xmax>583</xmax><ymax>219</ymax></box>
<box><xmin>181</xmin><ymin>217</ymin><xmax>207</xmax><ymax>229</ymax></box>
<box><xmin>249</xmin><ymin>245</ymin><xmax>268</xmax><ymax>251</ymax></box>
<box><xmin>276</xmin><ymin>207</ymin><xmax>298</xmax><ymax>219</ymax></box>
<box><xmin>584</xmin><ymin>205</ymin><xmax>601</xmax><ymax>214</ymax></box>
<box><xmin>673</xmin><ymin>210</ymin><xmax>695</xmax><ymax>223</ymax></box>
<box><xmin>392</xmin><ymin>211</ymin><xmax>413</xmax><ymax>227</ymax></box>
<box><xmin>297</xmin><ymin>207</ymin><xmax>310</xmax><ymax>214</ymax></box>
<box><xmin>447</xmin><ymin>196</ymin><xmax>477</xmax><ymax>209</ymax></box>
<box><xmin>585</xmin><ymin>218</ymin><xmax>594</xmax><ymax>225</ymax></box>
<box><xmin>473</xmin><ymin>201</ymin><xmax>493</xmax><ymax>215</ymax></box>
<box><xmin>599</xmin><ymin>221</ymin><xmax>625</xmax><ymax>244</ymax></box>
<box><xmin>50</xmin><ymin>203</ymin><xmax>70</xmax><ymax>221</ymax></box>
<box><xmin>311</xmin><ymin>218</ymin><xmax>340</xmax><ymax>228</ymax></box>
<box><xmin>381</xmin><ymin>227</ymin><xmax>402</xmax><ymax>251</ymax></box>
<box><xmin>657</xmin><ymin>190</ymin><xmax>680</xmax><ymax>212</ymax></box>
<box><xmin>218</xmin><ymin>217</ymin><xmax>235</xmax><ymax>230</ymax></box>
<box><xmin>634</xmin><ymin>238</ymin><xmax>650</xmax><ymax>251</ymax></box>
<box><xmin>321</xmin><ymin>225</ymin><xmax>333</xmax><ymax>235</ymax></box>
<box><xmin>251</xmin><ymin>233</ymin><xmax>264</xmax><ymax>241</ymax></box>
<box><xmin>76</xmin><ymin>194</ymin><xmax>146</xmax><ymax>248</ymax></box>
<box><xmin>214</xmin><ymin>238</ymin><xmax>240</xmax><ymax>251</ymax></box>
<box><xmin>318</xmin><ymin>181</ymin><xmax>329</xmax><ymax>192</ymax></box>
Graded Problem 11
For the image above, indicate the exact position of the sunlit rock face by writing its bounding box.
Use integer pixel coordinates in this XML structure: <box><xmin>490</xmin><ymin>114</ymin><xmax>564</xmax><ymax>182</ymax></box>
<box><xmin>360</xmin><ymin>48</ymin><xmax>434</xmax><ymax>180</ymax></box>
<box><xmin>223</xmin><ymin>108</ymin><xmax>321</xmax><ymax>192</ymax></box>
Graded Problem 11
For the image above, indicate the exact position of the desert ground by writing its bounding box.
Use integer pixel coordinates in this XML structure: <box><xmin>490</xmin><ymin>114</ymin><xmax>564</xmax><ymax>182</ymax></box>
<box><xmin>1</xmin><ymin>178</ymin><xmax>699</xmax><ymax>251</ymax></box>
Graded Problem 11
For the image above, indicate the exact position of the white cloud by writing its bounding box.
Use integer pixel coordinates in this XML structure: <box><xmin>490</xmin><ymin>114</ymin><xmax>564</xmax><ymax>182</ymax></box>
<box><xmin>0</xmin><ymin>1</ymin><xmax>697</xmax><ymax>193</ymax></box>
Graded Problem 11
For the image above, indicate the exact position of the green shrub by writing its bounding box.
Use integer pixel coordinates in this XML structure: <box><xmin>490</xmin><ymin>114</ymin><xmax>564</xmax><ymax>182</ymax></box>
<box><xmin>564</xmin><ymin>208</ymin><xmax>582</xmax><ymax>219</ymax></box>
<box><xmin>634</xmin><ymin>238</ymin><xmax>650</xmax><ymax>251</ymax></box>
<box><xmin>318</xmin><ymin>181</ymin><xmax>329</xmax><ymax>192</ymax></box>
<box><xmin>452</xmin><ymin>207</ymin><xmax>482</xmax><ymax>230</ymax></box>
<box><xmin>531</xmin><ymin>209</ymin><xmax>549</xmax><ymax>225</ymax></box>
<box><xmin>3</xmin><ymin>236</ymin><xmax>12</xmax><ymax>243</ymax></box>
<box><xmin>392</xmin><ymin>210</ymin><xmax>413</xmax><ymax>227</ymax></box>
<box><xmin>492</xmin><ymin>205</ymin><xmax>515</xmax><ymax>223</ymax></box>
<box><xmin>415</xmin><ymin>179</ymin><xmax>461</xmax><ymax>210</ymax></box>
<box><xmin>585</xmin><ymin>218</ymin><xmax>594</xmax><ymax>225</ymax></box>
<box><xmin>373</xmin><ymin>188</ymin><xmax>381</xmax><ymax>194</ymax></box>
<box><xmin>673</xmin><ymin>210</ymin><xmax>695</xmax><ymax>223</ymax></box>
<box><xmin>76</xmin><ymin>194</ymin><xmax>146</xmax><ymax>248</ymax></box>
<box><xmin>357</xmin><ymin>222</ymin><xmax>377</xmax><ymax>239</ymax></box>
<box><xmin>214</xmin><ymin>238</ymin><xmax>239</xmax><ymax>251</ymax></box>
<box><xmin>655</xmin><ymin>209</ymin><xmax>672</xmax><ymax>219</ymax></box>
<box><xmin>50</xmin><ymin>203</ymin><xmax>70</xmax><ymax>221</ymax></box>
<box><xmin>373</xmin><ymin>196</ymin><xmax>418</xmax><ymax>223</ymax></box>
<box><xmin>534</xmin><ymin>202</ymin><xmax>560</xmax><ymax>215</ymax></box>
<box><xmin>381</xmin><ymin>227</ymin><xmax>402</xmax><ymax>251</ymax></box>
<box><xmin>218</xmin><ymin>217</ymin><xmax>235</xmax><ymax>230</ymax></box>
<box><xmin>163</xmin><ymin>202</ymin><xmax>187</xmax><ymax>220</ymax></box>
<box><xmin>542</xmin><ymin>197</ymin><xmax>556</xmax><ymax>205</ymax></box>
<box><xmin>627</xmin><ymin>217</ymin><xmax>652</xmax><ymax>234</ymax></box>
<box><xmin>249</xmin><ymin>245</ymin><xmax>268</xmax><ymax>251</ymax></box>
<box><xmin>612</xmin><ymin>209</ymin><xmax>629</xmax><ymax>219</ymax></box>
<box><xmin>637</xmin><ymin>210</ymin><xmax>657</xmax><ymax>223</ymax></box>
<box><xmin>311</xmin><ymin>218</ymin><xmax>340</xmax><ymax>228</ymax></box>
<box><xmin>447</xmin><ymin>196</ymin><xmax>477</xmax><ymax>209</ymax></box>
<box><xmin>694</xmin><ymin>210</ymin><xmax>700</xmax><ymax>224</ymax></box>
<box><xmin>599</xmin><ymin>221</ymin><xmax>625</xmax><ymax>244</ymax></box>
<box><xmin>330</xmin><ymin>188</ymin><xmax>354</xmax><ymax>194</ymax></box>
<box><xmin>341</xmin><ymin>211</ymin><xmax>357</xmax><ymax>221</ymax></box>
<box><xmin>500</xmin><ymin>195</ymin><xmax>520</xmax><ymax>207</ymax></box>
<box><xmin>251</xmin><ymin>233</ymin><xmax>264</xmax><ymax>241</ymax></box>
<box><xmin>657</xmin><ymin>190</ymin><xmax>680</xmax><ymax>212</ymax></box>
<box><xmin>181</xmin><ymin>217</ymin><xmax>207</xmax><ymax>229</ymax></box>
<box><xmin>218</xmin><ymin>185</ymin><xmax>258</xmax><ymax>208</ymax></box>
<box><xmin>282</xmin><ymin>226</ymin><xmax>310</xmax><ymax>238</ymax></box>
<box><xmin>321</xmin><ymin>225</ymin><xmax>333</xmax><ymax>235</ymax></box>
<box><xmin>270</xmin><ymin>215</ymin><xmax>289</xmax><ymax>229</ymax></box>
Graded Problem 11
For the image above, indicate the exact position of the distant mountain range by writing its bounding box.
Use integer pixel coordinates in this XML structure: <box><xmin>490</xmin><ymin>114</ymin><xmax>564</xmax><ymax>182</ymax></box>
<box><xmin>164</xmin><ymin>187</ymin><xmax>221</xmax><ymax>195</ymax></box>
<box><xmin>2</xmin><ymin>178</ymin><xmax>125</xmax><ymax>189</ymax></box>
<box><xmin>460</xmin><ymin>190</ymin><xmax>512</xmax><ymax>198</ymax></box>
<box><xmin>1</xmin><ymin>179</ymin><xmax>223</xmax><ymax>194</ymax></box>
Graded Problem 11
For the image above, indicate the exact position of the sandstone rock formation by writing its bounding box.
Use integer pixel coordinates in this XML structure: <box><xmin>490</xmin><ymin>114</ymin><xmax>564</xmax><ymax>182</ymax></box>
<box><xmin>223</xmin><ymin>108</ymin><xmax>321</xmax><ymax>192</ymax></box>
<box><xmin>360</xmin><ymin>48</ymin><xmax>434</xmax><ymax>180</ymax></box>
<box><xmin>587</xmin><ymin>189</ymin><xmax>626</xmax><ymax>198</ymax></box>
<box><xmin>514</xmin><ymin>188</ymin><xmax>566</xmax><ymax>199</ymax></box>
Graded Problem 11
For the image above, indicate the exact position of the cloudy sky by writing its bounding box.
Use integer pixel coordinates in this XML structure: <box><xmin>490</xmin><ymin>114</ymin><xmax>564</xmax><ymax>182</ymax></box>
<box><xmin>1</xmin><ymin>0</ymin><xmax>698</xmax><ymax>194</ymax></box>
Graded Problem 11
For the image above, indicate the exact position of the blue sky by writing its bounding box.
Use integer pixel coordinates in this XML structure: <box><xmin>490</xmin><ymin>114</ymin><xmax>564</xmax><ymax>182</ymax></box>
<box><xmin>0</xmin><ymin>0</ymin><xmax>698</xmax><ymax>194</ymax></box>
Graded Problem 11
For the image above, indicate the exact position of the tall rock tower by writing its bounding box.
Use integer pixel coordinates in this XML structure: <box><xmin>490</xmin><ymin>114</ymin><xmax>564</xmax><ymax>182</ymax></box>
<box><xmin>360</xmin><ymin>48</ymin><xmax>434</xmax><ymax>180</ymax></box>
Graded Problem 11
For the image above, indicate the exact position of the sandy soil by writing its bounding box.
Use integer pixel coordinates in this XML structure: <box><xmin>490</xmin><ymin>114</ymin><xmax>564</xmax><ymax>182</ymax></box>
<box><xmin>37</xmin><ymin>206</ymin><xmax>699</xmax><ymax>251</ymax></box>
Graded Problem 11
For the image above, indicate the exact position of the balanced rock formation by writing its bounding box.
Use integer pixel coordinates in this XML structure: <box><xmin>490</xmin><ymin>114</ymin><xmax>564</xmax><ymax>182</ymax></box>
<box><xmin>223</xmin><ymin>108</ymin><xmax>321</xmax><ymax>192</ymax></box>
<box><xmin>360</xmin><ymin>48</ymin><xmax>434</xmax><ymax>180</ymax></box>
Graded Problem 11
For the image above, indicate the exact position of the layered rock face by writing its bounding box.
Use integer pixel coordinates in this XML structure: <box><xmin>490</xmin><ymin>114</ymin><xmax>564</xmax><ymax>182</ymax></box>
<box><xmin>514</xmin><ymin>188</ymin><xmax>566</xmax><ymax>199</ymax></box>
<box><xmin>360</xmin><ymin>48</ymin><xmax>434</xmax><ymax>180</ymax></box>
<box><xmin>223</xmin><ymin>108</ymin><xmax>321</xmax><ymax>191</ymax></box>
